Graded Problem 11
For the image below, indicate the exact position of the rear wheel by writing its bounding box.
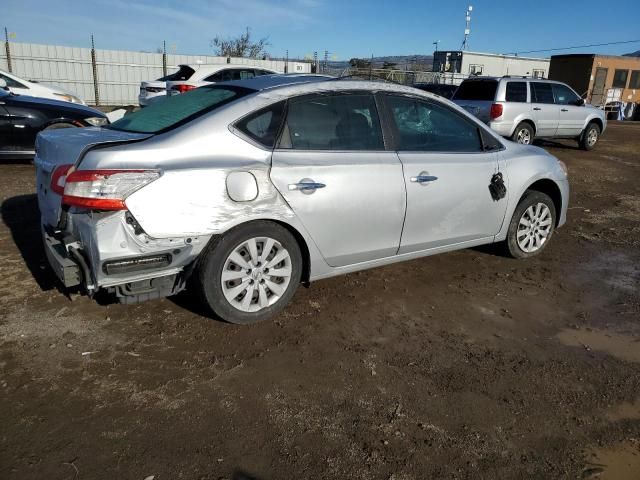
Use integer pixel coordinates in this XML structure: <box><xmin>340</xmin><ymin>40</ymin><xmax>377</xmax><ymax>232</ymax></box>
<box><xmin>196</xmin><ymin>221</ymin><xmax>302</xmax><ymax>324</ymax></box>
<box><xmin>511</xmin><ymin>122</ymin><xmax>534</xmax><ymax>145</ymax></box>
<box><xmin>579</xmin><ymin>122</ymin><xmax>600</xmax><ymax>150</ymax></box>
<box><xmin>505</xmin><ymin>190</ymin><xmax>557</xmax><ymax>259</ymax></box>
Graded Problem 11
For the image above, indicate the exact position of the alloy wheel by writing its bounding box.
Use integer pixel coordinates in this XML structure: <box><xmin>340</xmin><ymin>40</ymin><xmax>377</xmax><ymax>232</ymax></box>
<box><xmin>516</xmin><ymin>128</ymin><xmax>531</xmax><ymax>144</ymax></box>
<box><xmin>516</xmin><ymin>203</ymin><xmax>552</xmax><ymax>253</ymax></box>
<box><xmin>220</xmin><ymin>237</ymin><xmax>293</xmax><ymax>313</ymax></box>
<box><xmin>587</xmin><ymin>128</ymin><xmax>598</xmax><ymax>147</ymax></box>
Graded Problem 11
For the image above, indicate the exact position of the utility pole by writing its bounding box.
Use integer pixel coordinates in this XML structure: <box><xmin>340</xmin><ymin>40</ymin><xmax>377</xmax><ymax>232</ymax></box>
<box><xmin>323</xmin><ymin>50</ymin><xmax>328</xmax><ymax>72</ymax></box>
<box><xmin>162</xmin><ymin>40</ymin><xmax>167</xmax><ymax>77</ymax></box>
<box><xmin>313</xmin><ymin>51</ymin><xmax>318</xmax><ymax>73</ymax></box>
<box><xmin>433</xmin><ymin>40</ymin><xmax>440</xmax><ymax>53</ymax></box>
<box><xmin>285</xmin><ymin>49</ymin><xmax>289</xmax><ymax>74</ymax></box>
<box><xmin>4</xmin><ymin>27</ymin><xmax>12</xmax><ymax>73</ymax></box>
<box><xmin>461</xmin><ymin>5</ymin><xmax>473</xmax><ymax>50</ymax></box>
<box><xmin>90</xmin><ymin>34</ymin><xmax>100</xmax><ymax>106</ymax></box>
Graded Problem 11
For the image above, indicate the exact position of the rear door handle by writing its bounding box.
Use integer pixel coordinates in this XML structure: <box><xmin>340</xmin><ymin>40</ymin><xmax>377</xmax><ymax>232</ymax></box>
<box><xmin>288</xmin><ymin>180</ymin><xmax>326</xmax><ymax>192</ymax></box>
<box><xmin>533</xmin><ymin>107</ymin><xmax>542</xmax><ymax>111</ymax></box>
<box><xmin>410</xmin><ymin>175</ymin><xmax>438</xmax><ymax>183</ymax></box>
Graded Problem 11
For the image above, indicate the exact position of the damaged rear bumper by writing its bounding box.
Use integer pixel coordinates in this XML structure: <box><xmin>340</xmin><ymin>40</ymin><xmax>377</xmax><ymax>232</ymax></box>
<box><xmin>41</xmin><ymin>210</ymin><xmax>210</xmax><ymax>303</ymax></box>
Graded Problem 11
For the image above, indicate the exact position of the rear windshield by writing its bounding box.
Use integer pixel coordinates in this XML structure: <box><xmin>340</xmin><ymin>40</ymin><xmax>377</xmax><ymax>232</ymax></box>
<box><xmin>108</xmin><ymin>86</ymin><xmax>253</xmax><ymax>134</ymax></box>
<box><xmin>453</xmin><ymin>80</ymin><xmax>498</xmax><ymax>101</ymax></box>
<box><xmin>157</xmin><ymin>65</ymin><xmax>195</xmax><ymax>82</ymax></box>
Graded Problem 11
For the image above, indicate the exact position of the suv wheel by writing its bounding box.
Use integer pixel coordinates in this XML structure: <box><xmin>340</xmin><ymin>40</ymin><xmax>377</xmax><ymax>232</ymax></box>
<box><xmin>505</xmin><ymin>190</ymin><xmax>557</xmax><ymax>259</ymax></box>
<box><xmin>579</xmin><ymin>122</ymin><xmax>600</xmax><ymax>151</ymax></box>
<box><xmin>196</xmin><ymin>221</ymin><xmax>302</xmax><ymax>324</ymax></box>
<box><xmin>511</xmin><ymin>122</ymin><xmax>534</xmax><ymax>145</ymax></box>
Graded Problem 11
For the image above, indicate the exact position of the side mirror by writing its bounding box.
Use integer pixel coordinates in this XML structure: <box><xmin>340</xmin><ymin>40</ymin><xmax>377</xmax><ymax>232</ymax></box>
<box><xmin>0</xmin><ymin>79</ymin><xmax>7</xmax><ymax>89</ymax></box>
<box><xmin>574</xmin><ymin>98</ymin><xmax>585</xmax><ymax>107</ymax></box>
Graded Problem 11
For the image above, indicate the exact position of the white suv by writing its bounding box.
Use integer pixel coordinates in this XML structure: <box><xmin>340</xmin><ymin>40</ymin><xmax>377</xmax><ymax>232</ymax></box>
<box><xmin>452</xmin><ymin>77</ymin><xmax>606</xmax><ymax>150</ymax></box>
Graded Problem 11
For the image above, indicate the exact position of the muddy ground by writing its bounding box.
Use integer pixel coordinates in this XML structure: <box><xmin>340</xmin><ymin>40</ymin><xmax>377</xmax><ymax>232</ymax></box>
<box><xmin>0</xmin><ymin>123</ymin><xmax>639</xmax><ymax>480</ymax></box>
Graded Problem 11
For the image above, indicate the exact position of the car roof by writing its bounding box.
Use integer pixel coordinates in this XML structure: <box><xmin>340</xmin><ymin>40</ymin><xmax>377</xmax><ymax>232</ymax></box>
<box><xmin>461</xmin><ymin>76</ymin><xmax>564</xmax><ymax>84</ymax></box>
<box><xmin>215</xmin><ymin>74</ymin><xmax>333</xmax><ymax>91</ymax></box>
<box><xmin>218</xmin><ymin>78</ymin><xmax>443</xmax><ymax>104</ymax></box>
<box><xmin>182</xmin><ymin>63</ymin><xmax>277</xmax><ymax>74</ymax></box>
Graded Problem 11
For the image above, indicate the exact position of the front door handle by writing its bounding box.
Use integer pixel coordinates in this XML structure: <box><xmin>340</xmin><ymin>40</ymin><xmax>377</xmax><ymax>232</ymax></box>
<box><xmin>410</xmin><ymin>174</ymin><xmax>438</xmax><ymax>183</ymax></box>
<box><xmin>533</xmin><ymin>107</ymin><xmax>542</xmax><ymax>111</ymax></box>
<box><xmin>561</xmin><ymin>108</ymin><xmax>569</xmax><ymax>112</ymax></box>
<box><xmin>288</xmin><ymin>179</ymin><xmax>326</xmax><ymax>192</ymax></box>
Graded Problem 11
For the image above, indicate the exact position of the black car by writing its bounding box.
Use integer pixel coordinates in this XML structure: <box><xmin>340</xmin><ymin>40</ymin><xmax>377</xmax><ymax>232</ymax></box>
<box><xmin>413</xmin><ymin>83</ymin><xmax>458</xmax><ymax>100</ymax></box>
<box><xmin>0</xmin><ymin>86</ymin><xmax>108</xmax><ymax>159</ymax></box>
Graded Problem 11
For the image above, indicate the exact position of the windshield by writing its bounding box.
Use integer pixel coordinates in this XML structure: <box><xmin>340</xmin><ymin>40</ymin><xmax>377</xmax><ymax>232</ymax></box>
<box><xmin>453</xmin><ymin>80</ymin><xmax>498</xmax><ymax>101</ymax></box>
<box><xmin>108</xmin><ymin>86</ymin><xmax>253</xmax><ymax>134</ymax></box>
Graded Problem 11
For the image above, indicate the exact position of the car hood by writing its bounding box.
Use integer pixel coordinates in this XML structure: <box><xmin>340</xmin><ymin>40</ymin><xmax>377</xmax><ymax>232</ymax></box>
<box><xmin>9</xmin><ymin>92</ymin><xmax>104</xmax><ymax>117</ymax></box>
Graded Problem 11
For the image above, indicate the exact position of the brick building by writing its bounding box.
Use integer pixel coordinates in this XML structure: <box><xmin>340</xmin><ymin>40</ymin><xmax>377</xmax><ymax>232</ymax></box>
<box><xmin>549</xmin><ymin>54</ymin><xmax>640</xmax><ymax>106</ymax></box>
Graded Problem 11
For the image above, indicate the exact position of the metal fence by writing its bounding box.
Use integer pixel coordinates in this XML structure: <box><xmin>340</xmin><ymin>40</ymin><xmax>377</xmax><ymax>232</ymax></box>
<box><xmin>0</xmin><ymin>41</ymin><xmax>311</xmax><ymax>106</ymax></box>
<box><xmin>333</xmin><ymin>68</ymin><xmax>469</xmax><ymax>86</ymax></box>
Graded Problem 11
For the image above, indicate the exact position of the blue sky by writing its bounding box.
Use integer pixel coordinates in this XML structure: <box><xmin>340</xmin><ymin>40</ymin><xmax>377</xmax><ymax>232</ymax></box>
<box><xmin>3</xmin><ymin>0</ymin><xmax>640</xmax><ymax>60</ymax></box>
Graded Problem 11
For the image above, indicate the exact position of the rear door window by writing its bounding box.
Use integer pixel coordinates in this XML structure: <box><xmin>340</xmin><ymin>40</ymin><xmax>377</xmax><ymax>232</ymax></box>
<box><xmin>452</xmin><ymin>80</ymin><xmax>498</xmax><ymax>101</ymax></box>
<box><xmin>279</xmin><ymin>93</ymin><xmax>384</xmax><ymax>151</ymax></box>
<box><xmin>531</xmin><ymin>82</ymin><xmax>555</xmax><ymax>104</ymax></box>
<box><xmin>505</xmin><ymin>82</ymin><xmax>527</xmax><ymax>102</ymax></box>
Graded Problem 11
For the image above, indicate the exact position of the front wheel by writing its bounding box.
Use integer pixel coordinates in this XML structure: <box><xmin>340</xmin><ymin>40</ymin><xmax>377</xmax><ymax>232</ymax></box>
<box><xmin>505</xmin><ymin>190</ymin><xmax>557</xmax><ymax>259</ymax></box>
<box><xmin>196</xmin><ymin>221</ymin><xmax>302</xmax><ymax>324</ymax></box>
<box><xmin>579</xmin><ymin>122</ymin><xmax>600</xmax><ymax>150</ymax></box>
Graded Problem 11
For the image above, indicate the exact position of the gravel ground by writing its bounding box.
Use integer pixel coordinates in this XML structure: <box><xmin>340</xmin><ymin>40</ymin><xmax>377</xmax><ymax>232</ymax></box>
<box><xmin>0</xmin><ymin>122</ymin><xmax>639</xmax><ymax>480</ymax></box>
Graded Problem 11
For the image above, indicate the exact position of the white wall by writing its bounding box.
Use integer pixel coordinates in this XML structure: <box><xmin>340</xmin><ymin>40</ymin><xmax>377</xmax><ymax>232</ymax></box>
<box><xmin>0</xmin><ymin>42</ymin><xmax>311</xmax><ymax>105</ymax></box>
<box><xmin>461</xmin><ymin>52</ymin><xmax>550</xmax><ymax>78</ymax></box>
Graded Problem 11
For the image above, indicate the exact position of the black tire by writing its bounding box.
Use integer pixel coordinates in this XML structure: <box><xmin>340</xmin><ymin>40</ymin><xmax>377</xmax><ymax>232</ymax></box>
<box><xmin>579</xmin><ymin>122</ymin><xmax>600</xmax><ymax>151</ymax></box>
<box><xmin>505</xmin><ymin>190</ymin><xmax>557</xmax><ymax>259</ymax></box>
<box><xmin>196</xmin><ymin>221</ymin><xmax>302</xmax><ymax>324</ymax></box>
<box><xmin>511</xmin><ymin>122</ymin><xmax>534</xmax><ymax>145</ymax></box>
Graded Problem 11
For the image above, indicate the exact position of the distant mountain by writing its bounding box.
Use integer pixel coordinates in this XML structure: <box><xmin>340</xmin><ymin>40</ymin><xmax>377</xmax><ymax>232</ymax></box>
<box><xmin>623</xmin><ymin>50</ymin><xmax>640</xmax><ymax>57</ymax></box>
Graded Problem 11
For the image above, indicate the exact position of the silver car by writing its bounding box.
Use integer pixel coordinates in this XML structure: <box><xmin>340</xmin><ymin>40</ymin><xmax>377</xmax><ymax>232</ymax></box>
<box><xmin>35</xmin><ymin>76</ymin><xmax>569</xmax><ymax>324</ymax></box>
<box><xmin>452</xmin><ymin>77</ymin><xmax>606</xmax><ymax>150</ymax></box>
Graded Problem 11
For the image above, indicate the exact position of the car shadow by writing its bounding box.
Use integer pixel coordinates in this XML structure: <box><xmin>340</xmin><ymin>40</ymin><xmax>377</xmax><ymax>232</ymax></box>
<box><xmin>168</xmin><ymin>286</ymin><xmax>225</xmax><ymax>323</ymax></box>
<box><xmin>533</xmin><ymin>139</ymin><xmax>581</xmax><ymax>151</ymax></box>
<box><xmin>1</xmin><ymin>194</ymin><xmax>59</xmax><ymax>292</ymax></box>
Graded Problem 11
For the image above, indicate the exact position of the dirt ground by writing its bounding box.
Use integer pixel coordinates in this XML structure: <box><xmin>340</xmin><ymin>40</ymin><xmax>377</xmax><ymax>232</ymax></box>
<box><xmin>1</xmin><ymin>122</ymin><xmax>639</xmax><ymax>480</ymax></box>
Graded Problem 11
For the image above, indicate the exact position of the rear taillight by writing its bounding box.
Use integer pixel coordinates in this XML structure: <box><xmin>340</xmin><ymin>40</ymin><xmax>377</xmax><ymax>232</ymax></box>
<box><xmin>62</xmin><ymin>170</ymin><xmax>160</xmax><ymax>211</ymax></box>
<box><xmin>490</xmin><ymin>103</ymin><xmax>504</xmax><ymax>120</ymax></box>
<box><xmin>172</xmin><ymin>84</ymin><xmax>196</xmax><ymax>93</ymax></box>
<box><xmin>50</xmin><ymin>164</ymin><xmax>74</xmax><ymax>195</ymax></box>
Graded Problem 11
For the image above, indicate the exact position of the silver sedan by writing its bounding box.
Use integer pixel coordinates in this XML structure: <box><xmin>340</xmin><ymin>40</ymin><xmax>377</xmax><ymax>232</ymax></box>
<box><xmin>35</xmin><ymin>76</ymin><xmax>569</xmax><ymax>324</ymax></box>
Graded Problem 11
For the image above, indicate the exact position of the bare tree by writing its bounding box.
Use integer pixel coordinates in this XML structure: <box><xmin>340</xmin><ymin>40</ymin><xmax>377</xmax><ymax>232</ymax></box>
<box><xmin>211</xmin><ymin>28</ymin><xmax>270</xmax><ymax>58</ymax></box>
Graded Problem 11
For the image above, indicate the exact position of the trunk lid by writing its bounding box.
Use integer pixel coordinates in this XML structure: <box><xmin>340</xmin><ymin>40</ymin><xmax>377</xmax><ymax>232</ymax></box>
<box><xmin>35</xmin><ymin>127</ymin><xmax>152</xmax><ymax>227</ymax></box>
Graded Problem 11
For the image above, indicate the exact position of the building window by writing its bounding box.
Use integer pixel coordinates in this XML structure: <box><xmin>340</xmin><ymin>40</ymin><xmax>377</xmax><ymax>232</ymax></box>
<box><xmin>469</xmin><ymin>64</ymin><xmax>483</xmax><ymax>76</ymax></box>
<box><xmin>629</xmin><ymin>70</ymin><xmax>640</xmax><ymax>89</ymax></box>
<box><xmin>612</xmin><ymin>69</ymin><xmax>629</xmax><ymax>88</ymax></box>
<box><xmin>532</xmin><ymin>69</ymin><xmax>545</xmax><ymax>79</ymax></box>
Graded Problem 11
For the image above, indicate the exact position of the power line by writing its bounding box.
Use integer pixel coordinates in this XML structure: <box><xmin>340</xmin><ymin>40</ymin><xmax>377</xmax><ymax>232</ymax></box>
<box><xmin>507</xmin><ymin>39</ymin><xmax>640</xmax><ymax>55</ymax></box>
